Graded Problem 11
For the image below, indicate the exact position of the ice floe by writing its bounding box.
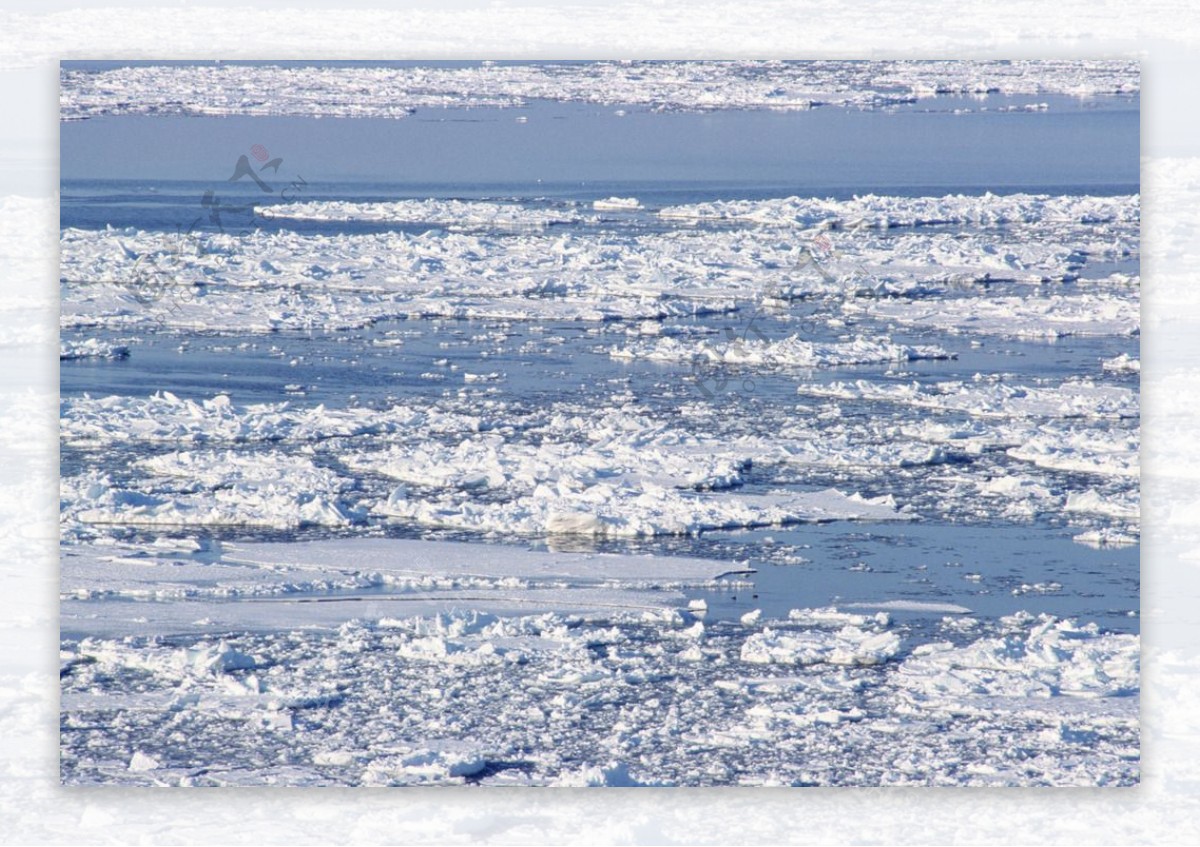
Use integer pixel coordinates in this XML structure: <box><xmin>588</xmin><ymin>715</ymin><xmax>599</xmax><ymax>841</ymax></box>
<box><xmin>379</xmin><ymin>485</ymin><xmax>906</xmax><ymax>537</ymax></box>
<box><xmin>593</xmin><ymin>197</ymin><xmax>643</xmax><ymax>211</ymax></box>
<box><xmin>741</xmin><ymin>625</ymin><xmax>901</xmax><ymax>666</ymax></box>
<box><xmin>1102</xmin><ymin>353</ymin><xmax>1141</xmax><ymax>373</ymax></box>
<box><xmin>1007</xmin><ymin>427</ymin><xmax>1139</xmax><ymax>478</ymax></box>
<box><xmin>60</xmin><ymin>338</ymin><xmax>130</xmax><ymax>360</ymax></box>
<box><xmin>660</xmin><ymin>192</ymin><xmax>1138</xmax><ymax>230</ymax></box>
<box><xmin>60</xmin><ymin>537</ymin><xmax>749</xmax><ymax>636</ymax></box>
<box><xmin>60</xmin><ymin>381</ymin><xmax>1138</xmax><ymax>544</ymax></box>
<box><xmin>62</xmin><ymin>459</ymin><xmax>357</xmax><ymax>531</ymax></box>
<box><xmin>611</xmin><ymin>333</ymin><xmax>953</xmax><ymax>368</ymax></box>
<box><xmin>797</xmin><ymin>376</ymin><xmax>1139</xmax><ymax>420</ymax></box>
<box><xmin>842</xmin><ymin>291</ymin><xmax>1140</xmax><ymax>339</ymax></box>
<box><xmin>256</xmin><ymin>199</ymin><xmax>585</xmax><ymax>229</ymax></box>
<box><xmin>896</xmin><ymin>613</ymin><xmax>1138</xmax><ymax>700</ymax></box>
<box><xmin>340</xmin><ymin>403</ymin><xmax>911</xmax><ymax>536</ymax></box>
<box><xmin>60</xmin><ymin>391</ymin><xmax>479</xmax><ymax>447</ymax></box>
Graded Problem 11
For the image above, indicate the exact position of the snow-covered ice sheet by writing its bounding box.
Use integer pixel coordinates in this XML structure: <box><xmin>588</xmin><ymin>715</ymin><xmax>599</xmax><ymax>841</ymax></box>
<box><xmin>1007</xmin><ymin>427</ymin><xmax>1139</xmax><ymax>478</ymax></box>
<box><xmin>59</xmin><ymin>380</ymin><xmax>1139</xmax><ymax>544</ymax></box>
<box><xmin>896</xmin><ymin>612</ymin><xmax>1138</xmax><ymax>700</ymax></box>
<box><xmin>221</xmin><ymin>537</ymin><xmax>752</xmax><ymax>585</ymax></box>
<box><xmin>340</xmin><ymin>402</ymin><xmax>911</xmax><ymax>536</ymax></box>
<box><xmin>61</xmin><ymin>537</ymin><xmax>750</xmax><ymax>640</ymax></box>
<box><xmin>62</xmin><ymin>456</ymin><xmax>357</xmax><ymax>531</ymax></box>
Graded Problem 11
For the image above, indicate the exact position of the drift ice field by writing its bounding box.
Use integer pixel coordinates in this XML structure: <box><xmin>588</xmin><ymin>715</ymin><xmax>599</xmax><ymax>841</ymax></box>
<box><xmin>58</xmin><ymin>61</ymin><xmax>1140</xmax><ymax>787</ymax></box>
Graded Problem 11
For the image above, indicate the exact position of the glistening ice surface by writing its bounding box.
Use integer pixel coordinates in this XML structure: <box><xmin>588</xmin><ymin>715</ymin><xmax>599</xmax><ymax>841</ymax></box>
<box><xmin>59</xmin><ymin>60</ymin><xmax>1140</xmax><ymax>787</ymax></box>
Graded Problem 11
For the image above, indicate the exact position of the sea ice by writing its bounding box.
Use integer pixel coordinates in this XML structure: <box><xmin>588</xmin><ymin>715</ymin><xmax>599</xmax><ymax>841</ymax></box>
<box><xmin>60</xmin><ymin>60</ymin><xmax>1139</xmax><ymax>121</ymax></box>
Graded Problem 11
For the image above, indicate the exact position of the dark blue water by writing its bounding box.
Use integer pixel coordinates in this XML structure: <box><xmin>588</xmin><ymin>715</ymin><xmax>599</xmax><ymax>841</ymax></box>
<box><xmin>61</xmin><ymin>92</ymin><xmax>1138</xmax><ymax>189</ymax></box>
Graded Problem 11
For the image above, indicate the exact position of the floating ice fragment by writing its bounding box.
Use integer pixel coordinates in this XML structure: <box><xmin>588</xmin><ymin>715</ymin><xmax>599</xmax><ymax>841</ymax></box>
<box><xmin>741</xmin><ymin>626</ymin><xmax>901</xmax><ymax>666</ymax></box>
<box><xmin>611</xmin><ymin>334</ymin><xmax>954</xmax><ymax>369</ymax></box>
<box><xmin>593</xmin><ymin>197</ymin><xmax>643</xmax><ymax>211</ymax></box>
<box><xmin>896</xmin><ymin>614</ymin><xmax>1138</xmax><ymax>700</ymax></box>
<box><xmin>60</xmin><ymin>338</ymin><xmax>130</xmax><ymax>360</ymax></box>
<box><xmin>128</xmin><ymin>751</ymin><xmax>160</xmax><ymax>772</ymax></box>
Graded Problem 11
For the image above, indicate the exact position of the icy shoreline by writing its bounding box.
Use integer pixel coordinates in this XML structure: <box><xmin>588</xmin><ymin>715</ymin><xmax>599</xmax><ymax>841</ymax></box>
<box><xmin>60</xmin><ymin>60</ymin><xmax>1139</xmax><ymax>121</ymax></box>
